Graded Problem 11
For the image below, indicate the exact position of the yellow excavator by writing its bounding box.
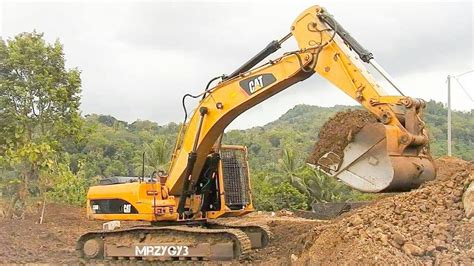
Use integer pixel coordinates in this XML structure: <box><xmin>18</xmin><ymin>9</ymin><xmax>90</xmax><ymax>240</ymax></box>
<box><xmin>77</xmin><ymin>5</ymin><xmax>436</xmax><ymax>261</ymax></box>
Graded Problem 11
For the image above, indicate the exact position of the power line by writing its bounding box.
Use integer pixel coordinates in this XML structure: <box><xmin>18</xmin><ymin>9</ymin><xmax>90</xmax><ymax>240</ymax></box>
<box><xmin>453</xmin><ymin>77</ymin><xmax>474</xmax><ymax>102</ymax></box>
<box><xmin>455</xmin><ymin>70</ymin><xmax>474</xmax><ymax>78</ymax></box>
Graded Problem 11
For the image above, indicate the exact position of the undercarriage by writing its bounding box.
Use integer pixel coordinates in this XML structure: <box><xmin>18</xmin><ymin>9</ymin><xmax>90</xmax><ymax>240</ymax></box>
<box><xmin>76</xmin><ymin>220</ymin><xmax>270</xmax><ymax>262</ymax></box>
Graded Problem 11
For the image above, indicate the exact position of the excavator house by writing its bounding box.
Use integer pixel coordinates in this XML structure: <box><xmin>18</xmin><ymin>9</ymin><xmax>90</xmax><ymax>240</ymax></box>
<box><xmin>77</xmin><ymin>5</ymin><xmax>436</xmax><ymax>262</ymax></box>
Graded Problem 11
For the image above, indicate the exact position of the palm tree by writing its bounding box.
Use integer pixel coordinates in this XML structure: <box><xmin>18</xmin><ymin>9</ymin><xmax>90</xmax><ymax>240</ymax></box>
<box><xmin>276</xmin><ymin>148</ymin><xmax>346</xmax><ymax>203</ymax></box>
<box><xmin>305</xmin><ymin>168</ymin><xmax>344</xmax><ymax>203</ymax></box>
<box><xmin>142</xmin><ymin>138</ymin><xmax>170</xmax><ymax>173</ymax></box>
<box><xmin>265</xmin><ymin>148</ymin><xmax>309</xmax><ymax>195</ymax></box>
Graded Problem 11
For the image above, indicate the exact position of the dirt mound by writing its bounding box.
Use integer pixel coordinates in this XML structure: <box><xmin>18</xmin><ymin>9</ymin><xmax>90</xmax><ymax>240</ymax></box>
<box><xmin>295</xmin><ymin>157</ymin><xmax>474</xmax><ymax>265</ymax></box>
<box><xmin>306</xmin><ymin>109</ymin><xmax>377</xmax><ymax>166</ymax></box>
<box><xmin>433</xmin><ymin>156</ymin><xmax>471</xmax><ymax>181</ymax></box>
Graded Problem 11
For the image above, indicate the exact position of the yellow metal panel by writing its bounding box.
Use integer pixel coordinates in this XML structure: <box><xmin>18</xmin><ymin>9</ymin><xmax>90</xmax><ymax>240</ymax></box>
<box><xmin>86</xmin><ymin>182</ymin><xmax>178</xmax><ymax>222</ymax></box>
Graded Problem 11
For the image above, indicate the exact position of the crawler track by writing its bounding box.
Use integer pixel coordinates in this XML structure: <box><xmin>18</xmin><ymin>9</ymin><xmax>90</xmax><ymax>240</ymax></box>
<box><xmin>208</xmin><ymin>219</ymin><xmax>272</xmax><ymax>248</ymax></box>
<box><xmin>76</xmin><ymin>225</ymin><xmax>252</xmax><ymax>262</ymax></box>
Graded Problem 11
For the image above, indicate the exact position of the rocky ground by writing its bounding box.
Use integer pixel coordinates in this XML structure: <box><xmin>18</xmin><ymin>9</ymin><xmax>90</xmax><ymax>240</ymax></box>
<box><xmin>294</xmin><ymin>157</ymin><xmax>474</xmax><ymax>265</ymax></box>
<box><xmin>0</xmin><ymin>157</ymin><xmax>472</xmax><ymax>264</ymax></box>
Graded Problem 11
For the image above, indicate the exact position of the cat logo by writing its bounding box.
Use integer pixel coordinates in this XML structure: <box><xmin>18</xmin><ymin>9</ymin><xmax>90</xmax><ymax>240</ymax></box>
<box><xmin>248</xmin><ymin>75</ymin><xmax>264</xmax><ymax>93</ymax></box>
<box><xmin>123</xmin><ymin>204</ymin><xmax>131</xmax><ymax>213</ymax></box>
<box><xmin>239</xmin><ymin>73</ymin><xmax>276</xmax><ymax>95</ymax></box>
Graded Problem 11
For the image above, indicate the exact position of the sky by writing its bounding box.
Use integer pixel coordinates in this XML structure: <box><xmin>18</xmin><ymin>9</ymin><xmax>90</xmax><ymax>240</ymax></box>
<box><xmin>1</xmin><ymin>0</ymin><xmax>473</xmax><ymax>129</ymax></box>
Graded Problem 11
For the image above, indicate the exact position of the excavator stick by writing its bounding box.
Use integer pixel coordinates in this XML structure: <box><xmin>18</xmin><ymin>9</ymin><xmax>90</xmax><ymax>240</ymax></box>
<box><xmin>316</xmin><ymin>123</ymin><xmax>436</xmax><ymax>192</ymax></box>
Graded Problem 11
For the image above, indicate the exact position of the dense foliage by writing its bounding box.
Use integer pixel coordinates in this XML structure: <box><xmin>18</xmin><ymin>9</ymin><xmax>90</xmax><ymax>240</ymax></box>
<box><xmin>1</xmin><ymin>32</ymin><xmax>472</xmax><ymax>212</ymax></box>
<box><xmin>0</xmin><ymin>32</ymin><xmax>83</xmax><ymax>216</ymax></box>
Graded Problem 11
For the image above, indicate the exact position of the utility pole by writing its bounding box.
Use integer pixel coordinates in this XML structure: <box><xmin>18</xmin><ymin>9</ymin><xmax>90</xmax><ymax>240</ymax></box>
<box><xmin>447</xmin><ymin>75</ymin><xmax>452</xmax><ymax>156</ymax></box>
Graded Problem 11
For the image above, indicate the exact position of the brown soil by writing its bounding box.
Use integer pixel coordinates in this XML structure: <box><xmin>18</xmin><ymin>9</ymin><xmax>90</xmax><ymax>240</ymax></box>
<box><xmin>219</xmin><ymin>212</ymin><xmax>326</xmax><ymax>264</ymax></box>
<box><xmin>0</xmin><ymin>157</ymin><xmax>472</xmax><ymax>264</ymax></box>
<box><xmin>0</xmin><ymin>203</ymin><xmax>103</xmax><ymax>264</ymax></box>
<box><xmin>294</xmin><ymin>157</ymin><xmax>474</xmax><ymax>265</ymax></box>
<box><xmin>306</xmin><ymin>109</ymin><xmax>378</xmax><ymax>166</ymax></box>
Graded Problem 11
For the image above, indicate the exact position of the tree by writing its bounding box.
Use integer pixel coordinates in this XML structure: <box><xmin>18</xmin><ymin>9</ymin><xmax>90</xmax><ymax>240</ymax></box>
<box><xmin>0</xmin><ymin>31</ymin><xmax>82</xmax><ymax>210</ymax></box>
<box><xmin>274</xmin><ymin>148</ymin><xmax>309</xmax><ymax>195</ymax></box>
<box><xmin>262</xmin><ymin>147</ymin><xmax>368</xmax><ymax>206</ymax></box>
<box><xmin>251</xmin><ymin>173</ymin><xmax>308</xmax><ymax>211</ymax></box>
<box><xmin>272</xmin><ymin>182</ymin><xmax>308</xmax><ymax>210</ymax></box>
<box><xmin>140</xmin><ymin>138</ymin><xmax>171</xmax><ymax>174</ymax></box>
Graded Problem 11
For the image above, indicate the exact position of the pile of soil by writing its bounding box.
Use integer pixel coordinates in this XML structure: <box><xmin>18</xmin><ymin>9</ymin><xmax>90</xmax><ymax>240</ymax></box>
<box><xmin>294</xmin><ymin>157</ymin><xmax>473</xmax><ymax>265</ymax></box>
<box><xmin>306</xmin><ymin>109</ymin><xmax>377</xmax><ymax>166</ymax></box>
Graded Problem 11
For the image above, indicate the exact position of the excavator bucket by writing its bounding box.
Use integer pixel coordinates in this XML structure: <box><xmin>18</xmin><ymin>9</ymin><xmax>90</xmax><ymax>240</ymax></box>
<box><xmin>315</xmin><ymin>123</ymin><xmax>436</xmax><ymax>192</ymax></box>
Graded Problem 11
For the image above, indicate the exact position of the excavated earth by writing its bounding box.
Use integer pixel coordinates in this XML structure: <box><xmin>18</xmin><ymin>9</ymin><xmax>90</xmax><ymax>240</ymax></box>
<box><xmin>293</xmin><ymin>157</ymin><xmax>474</xmax><ymax>265</ymax></box>
<box><xmin>306</xmin><ymin>109</ymin><xmax>378</xmax><ymax>167</ymax></box>
<box><xmin>0</xmin><ymin>158</ymin><xmax>472</xmax><ymax>264</ymax></box>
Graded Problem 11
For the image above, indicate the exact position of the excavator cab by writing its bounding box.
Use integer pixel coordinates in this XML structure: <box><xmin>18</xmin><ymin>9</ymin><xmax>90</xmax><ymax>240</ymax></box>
<box><xmin>196</xmin><ymin>145</ymin><xmax>255</xmax><ymax>219</ymax></box>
